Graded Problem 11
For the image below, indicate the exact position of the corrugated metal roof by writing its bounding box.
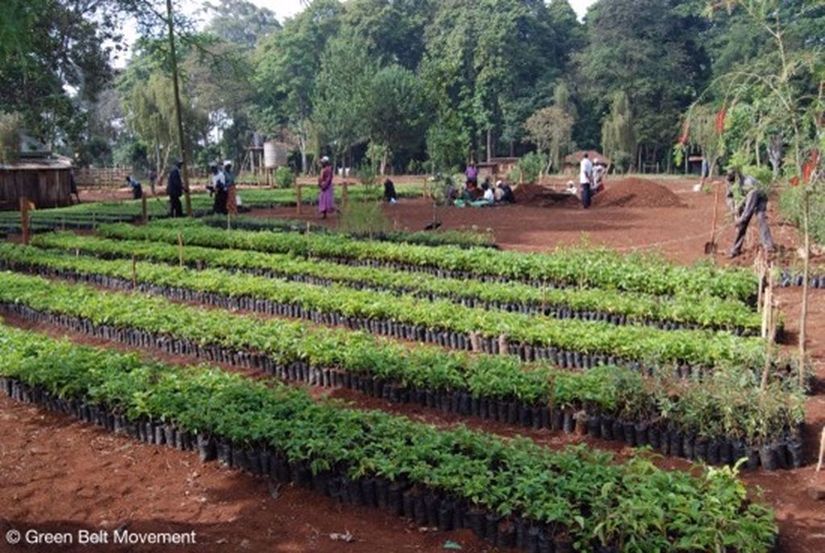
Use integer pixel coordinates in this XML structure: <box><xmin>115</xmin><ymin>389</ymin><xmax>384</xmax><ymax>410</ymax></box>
<box><xmin>0</xmin><ymin>155</ymin><xmax>73</xmax><ymax>170</ymax></box>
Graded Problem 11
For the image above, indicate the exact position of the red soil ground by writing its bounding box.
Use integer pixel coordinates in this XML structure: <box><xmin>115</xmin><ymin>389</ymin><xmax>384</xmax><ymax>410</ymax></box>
<box><xmin>2</xmin><ymin>175</ymin><xmax>824</xmax><ymax>552</ymax></box>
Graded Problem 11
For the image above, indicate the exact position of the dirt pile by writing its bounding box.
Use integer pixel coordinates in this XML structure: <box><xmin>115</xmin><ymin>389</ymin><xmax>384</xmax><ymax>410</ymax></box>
<box><xmin>513</xmin><ymin>184</ymin><xmax>581</xmax><ymax>207</ymax></box>
<box><xmin>594</xmin><ymin>178</ymin><xmax>685</xmax><ymax>208</ymax></box>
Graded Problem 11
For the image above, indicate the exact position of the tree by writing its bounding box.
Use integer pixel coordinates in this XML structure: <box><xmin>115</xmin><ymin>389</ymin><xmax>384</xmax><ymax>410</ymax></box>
<box><xmin>577</xmin><ymin>0</ymin><xmax>711</xmax><ymax>168</ymax></box>
<box><xmin>703</xmin><ymin>0</ymin><xmax>823</xmax><ymax>381</ymax></box>
<box><xmin>525</xmin><ymin>107</ymin><xmax>574</xmax><ymax>175</ymax></box>
<box><xmin>681</xmin><ymin>103</ymin><xmax>725</xmax><ymax>179</ymax></box>
<box><xmin>312</xmin><ymin>36</ymin><xmax>376</xmax><ymax>166</ymax></box>
<box><xmin>120</xmin><ymin>64</ymin><xmax>206</xmax><ymax>193</ymax></box>
<box><xmin>0</xmin><ymin>0</ymin><xmax>118</xmax><ymax>147</ymax></box>
<box><xmin>365</xmin><ymin>65</ymin><xmax>429</xmax><ymax>174</ymax></box>
<box><xmin>601</xmin><ymin>91</ymin><xmax>636</xmax><ymax>172</ymax></box>
<box><xmin>253</xmin><ymin>0</ymin><xmax>342</xmax><ymax>173</ymax></box>
<box><xmin>340</xmin><ymin>0</ymin><xmax>435</xmax><ymax>70</ymax></box>
<box><xmin>205</xmin><ymin>0</ymin><xmax>280</xmax><ymax>50</ymax></box>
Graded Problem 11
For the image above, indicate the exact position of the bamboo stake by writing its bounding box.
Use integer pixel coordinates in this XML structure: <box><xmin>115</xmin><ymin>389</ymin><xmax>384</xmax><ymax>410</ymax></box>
<box><xmin>141</xmin><ymin>195</ymin><xmax>148</xmax><ymax>223</ymax></box>
<box><xmin>498</xmin><ymin>334</ymin><xmax>509</xmax><ymax>357</ymax></box>
<box><xmin>19</xmin><ymin>197</ymin><xmax>30</xmax><ymax>246</ymax></box>
<box><xmin>131</xmin><ymin>256</ymin><xmax>137</xmax><ymax>288</ymax></box>
<box><xmin>177</xmin><ymin>232</ymin><xmax>184</xmax><ymax>267</ymax></box>
<box><xmin>799</xmin><ymin>187</ymin><xmax>810</xmax><ymax>389</ymax></box>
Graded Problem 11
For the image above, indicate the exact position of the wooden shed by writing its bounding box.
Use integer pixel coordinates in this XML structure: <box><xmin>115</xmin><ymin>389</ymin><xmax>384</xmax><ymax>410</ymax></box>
<box><xmin>0</xmin><ymin>150</ymin><xmax>74</xmax><ymax>211</ymax></box>
<box><xmin>563</xmin><ymin>150</ymin><xmax>611</xmax><ymax>174</ymax></box>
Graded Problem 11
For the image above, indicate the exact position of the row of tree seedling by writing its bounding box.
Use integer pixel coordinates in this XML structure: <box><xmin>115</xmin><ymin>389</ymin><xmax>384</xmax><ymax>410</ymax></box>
<box><xmin>0</xmin><ymin>251</ymin><xmax>770</xmax><ymax>372</ymax></box>
<box><xmin>99</xmin><ymin>220</ymin><xmax>759</xmax><ymax>303</ymax></box>
<box><xmin>0</xmin><ymin>323</ymin><xmax>779</xmax><ymax>552</ymax></box>
<box><xmin>30</xmin><ymin>234</ymin><xmax>762</xmax><ymax>334</ymax></box>
<box><xmin>0</xmin><ymin>272</ymin><xmax>804</xmax><ymax>469</ymax></box>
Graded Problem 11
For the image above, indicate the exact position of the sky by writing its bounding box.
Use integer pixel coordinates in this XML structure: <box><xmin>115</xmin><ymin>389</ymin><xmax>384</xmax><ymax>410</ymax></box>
<box><xmin>248</xmin><ymin>0</ymin><xmax>597</xmax><ymax>23</ymax></box>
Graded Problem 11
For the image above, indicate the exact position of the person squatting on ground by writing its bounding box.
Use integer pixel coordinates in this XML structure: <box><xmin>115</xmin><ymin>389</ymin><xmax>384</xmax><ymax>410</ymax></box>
<box><xmin>727</xmin><ymin>171</ymin><xmax>775</xmax><ymax>258</ymax></box>
<box><xmin>318</xmin><ymin>156</ymin><xmax>335</xmax><ymax>219</ymax></box>
<box><xmin>125</xmin><ymin>175</ymin><xmax>143</xmax><ymax>199</ymax></box>
<box><xmin>167</xmin><ymin>160</ymin><xmax>184</xmax><ymax>217</ymax></box>
<box><xmin>210</xmin><ymin>163</ymin><xmax>227</xmax><ymax>215</ymax></box>
<box><xmin>224</xmin><ymin>162</ymin><xmax>237</xmax><ymax>215</ymax></box>
<box><xmin>579</xmin><ymin>153</ymin><xmax>594</xmax><ymax>209</ymax></box>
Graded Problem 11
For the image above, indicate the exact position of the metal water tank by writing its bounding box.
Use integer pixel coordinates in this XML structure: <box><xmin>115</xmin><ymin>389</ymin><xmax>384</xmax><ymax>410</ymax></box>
<box><xmin>263</xmin><ymin>141</ymin><xmax>288</xmax><ymax>168</ymax></box>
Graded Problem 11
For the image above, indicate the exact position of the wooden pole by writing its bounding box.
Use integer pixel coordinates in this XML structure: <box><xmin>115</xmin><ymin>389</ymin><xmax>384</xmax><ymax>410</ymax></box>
<box><xmin>177</xmin><ymin>232</ymin><xmax>184</xmax><ymax>267</ymax></box>
<box><xmin>165</xmin><ymin>0</ymin><xmax>192</xmax><ymax>217</ymax></box>
<box><xmin>131</xmin><ymin>256</ymin><xmax>137</xmax><ymax>288</ymax></box>
<box><xmin>296</xmin><ymin>185</ymin><xmax>302</xmax><ymax>215</ymax></box>
<box><xmin>799</xmin><ymin>186</ymin><xmax>810</xmax><ymax>389</ymax></box>
<box><xmin>141</xmin><ymin>195</ymin><xmax>148</xmax><ymax>223</ymax></box>
<box><xmin>19</xmin><ymin>197</ymin><xmax>30</xmax><ymax>245</ymax></box>
<box><xmin>342</xmin><ymin>183</ymin><xmax>349</xmax><ymax>210</ymax></box>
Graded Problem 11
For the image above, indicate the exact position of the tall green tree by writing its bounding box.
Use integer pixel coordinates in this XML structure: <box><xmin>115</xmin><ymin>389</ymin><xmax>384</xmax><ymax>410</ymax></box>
<box><xmin>365</xmin><ymin>65</ymin><xmax>430</xmax><ymax>174</ymax></box>
<box><xmin>601</xmin><ymin>91</ymin><xmax>636</xmax><ymax>172</ymax></box>
<box><xmin>577</xmin><ymin>0</ymin><xmax>710</xmax><ymax>168</ymax></box>
<box><xmin>253</xmin><ymin>0</ymin><xmax>342</xmax><ymax>173</ymax></box>
<box><xmin>205</xmin><ymin>0</ymin><xmax>280</xmax><ymax>50</ymax></box>
<box><xmin>312</xmin><ymin>36</ymin><xmax>377</xmax><ymax>165</ymax></box>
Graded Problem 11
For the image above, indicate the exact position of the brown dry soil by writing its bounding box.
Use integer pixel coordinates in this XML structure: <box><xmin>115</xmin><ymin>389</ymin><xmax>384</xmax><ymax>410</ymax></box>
<box><xmin>2</xmin><ymin>176</ymin><xmax>825</xmax><ymax>552</ymax></box>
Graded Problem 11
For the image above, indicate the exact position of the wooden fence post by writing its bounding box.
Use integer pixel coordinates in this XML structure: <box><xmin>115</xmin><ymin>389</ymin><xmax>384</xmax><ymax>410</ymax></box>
<box><xmin>19</xmin><ymin>197</ymin><xmax>31</xmax><ymax>245</ymax></box>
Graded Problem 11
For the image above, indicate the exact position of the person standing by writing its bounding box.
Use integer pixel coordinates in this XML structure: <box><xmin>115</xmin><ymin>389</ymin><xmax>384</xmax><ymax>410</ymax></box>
<box><xmin>728</xmin><ymin>171</ymin><xmax>775</xmax><ymax>258</ymax></box>
<box><xmin>465</xmin><ymin>161</ymin><xmax>478</xmax><ymax>186</ymax></box>
<box><xmin>224</xmin><ymin>161</ymin><xmax>237</xmax><ymax>215</ymax></box>
<box><xmin>592</xmin><ymin>159</ymin><xmax>606</xmax><ymax>194</ymax></box>
<box><xmin>167</xmin><ymin>160</ymin><xmax>184</xmax><ymax>218</ymax></box>
<box><xmin>318</xmin><ymin>156</ymin><xmax>335</xmax><ymax>219</ymax></box>
<box><xmin>579</xmin><ymin>153</ymin><xmax>594</xmax><ymax>208</ymax></box>
<box><xmin>148</xmin><ymin>168</ymin><xmax>158</xmax><ymax>196</ymax></box>
<box><xmin>210</xmin><ymin>164</ymin><xmax>227</xmax><ymax>215</ymax></box>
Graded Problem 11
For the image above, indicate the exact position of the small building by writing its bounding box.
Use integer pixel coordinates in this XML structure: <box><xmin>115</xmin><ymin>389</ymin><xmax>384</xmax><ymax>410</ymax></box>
<box><xmin>563</xmin><ymin>150</ymin><xmax>611</xmax><ymax>174</ymax></box>
<box><xmin>0</xmin><ymin>135</ymin><xmax>74</xmax><ymax>210</ymax></box>
<box><xmin>477</xmin><ymin>157</ymin><xmax>520</xmax><ymax>181</ymax></box>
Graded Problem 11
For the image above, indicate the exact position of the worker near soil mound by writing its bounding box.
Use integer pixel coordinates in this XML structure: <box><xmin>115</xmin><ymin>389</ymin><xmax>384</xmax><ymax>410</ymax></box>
<box><xmin>727</xmin><ymin>171</ymin><xmax>775</xmax><ymax>258</ymax></box>
<box><xmin>125</xmin><ymin>175</ymin><xmax>143</xmax><ymax>200</ymax></box>
<box><xmin>579</xmin><ymin>153</ymin><xmax>594</xmax><ymax>208</ymax></box>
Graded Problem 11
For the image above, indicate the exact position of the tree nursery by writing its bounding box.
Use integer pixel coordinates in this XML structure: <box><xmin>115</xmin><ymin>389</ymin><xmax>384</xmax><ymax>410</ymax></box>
<box><xmin>0</xmin><ymin>1</ymin><xmax>823</xmax><ymax>552</ymax></box>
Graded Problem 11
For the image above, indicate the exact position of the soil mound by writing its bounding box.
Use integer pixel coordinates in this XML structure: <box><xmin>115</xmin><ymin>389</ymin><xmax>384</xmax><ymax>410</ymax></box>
<box><xmin>514</xmin><ymin>184</ymin><xmax>581</xmax><ymax>207</ymax></box>
<box><xmin>594</xmin><ymin>178</ymin><xmax>685</xmax><ymax>208</ymax></box>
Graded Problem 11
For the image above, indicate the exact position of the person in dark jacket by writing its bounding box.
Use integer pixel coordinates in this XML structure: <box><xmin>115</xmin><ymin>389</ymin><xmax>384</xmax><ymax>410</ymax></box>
<box><xmin>728</xmin><ymin>171</ymin><xmax>775</xmax><ymax>258</ymax></box>
<box><xmin>383</xmin><ymin>178</ymin><xmax>398</xmax><ymax>204</ymax></box>
<box><xmin>167</xmin><ymin>160</ymin><xmax>184</xmax><ymax>217</ymax></box>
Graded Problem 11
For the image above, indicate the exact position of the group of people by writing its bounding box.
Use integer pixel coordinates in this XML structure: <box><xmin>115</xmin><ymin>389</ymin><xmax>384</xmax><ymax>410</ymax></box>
<box><xmin>454</xmin><ymin>162</ymin><xmax>515</xmax><ymax>207</ymax></box>
<box><xmin>577</xmin><ymin>153</ymin><xmax>606</xmax><ymax>209</ymax></box>
<box><xmin>207</xmin><ymin>161</ymin><xmax>238</xmax><ymax>215</ymax></box>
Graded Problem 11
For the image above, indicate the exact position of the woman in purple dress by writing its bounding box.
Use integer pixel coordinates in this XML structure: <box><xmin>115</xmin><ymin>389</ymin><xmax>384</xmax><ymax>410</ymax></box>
<box><xmin>317</xmin><ymin>156</ymin><xmax>335</xmax><ymax>218</ymax></box>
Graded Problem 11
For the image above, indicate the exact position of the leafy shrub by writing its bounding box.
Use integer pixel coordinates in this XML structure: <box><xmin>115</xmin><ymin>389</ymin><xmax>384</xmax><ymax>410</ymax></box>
<box><xmin>509</xmin><ymin>151</ymin><xmax>546</xmax><ymax>184</ymax></box>
<box><xmin>275</xmin><ymin>166</ymin><xmax>295</xmax><ymax>188</ymax></box>
<box><xmin>779</xmin><ymin>184</ymin><xmax>825</xmax><ymax>246</ymax></box>
<box><xmin>339</xmin><ymin>200</ymin><xmax>389</xmax><ymax>237</ymax></box>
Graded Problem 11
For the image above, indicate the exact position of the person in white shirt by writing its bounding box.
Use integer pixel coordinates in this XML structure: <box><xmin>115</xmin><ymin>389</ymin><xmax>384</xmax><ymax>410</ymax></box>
<box><xmin>593</xmin><ymin>159</ymin><xmax>606</xmax><ymax>193</ymax></box>
<box><xmin>579</xmin><ymin>153</ymin><xmax>594</xmax><ymax>208</ymax></box>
